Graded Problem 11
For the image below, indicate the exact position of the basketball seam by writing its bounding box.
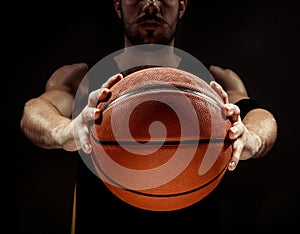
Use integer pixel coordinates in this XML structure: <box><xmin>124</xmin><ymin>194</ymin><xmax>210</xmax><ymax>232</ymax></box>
<box><xmin>92</xmin><ymin>85</ymin><xmax>228</xmax><ymax>142</ymax></box>
<box><xmin>92</xmin><ymin>155</ymin><xmax>229</xmax><ymax>198</ymax></box>
<box><xmin>90</xmin><ymin>133</ymin><xmax>231</xmax><ymax>145</ymax></box>
<box><xmin>99</xmin><ymin>86</ymin><xmax>223</xmax><ymax>113</ymax></box>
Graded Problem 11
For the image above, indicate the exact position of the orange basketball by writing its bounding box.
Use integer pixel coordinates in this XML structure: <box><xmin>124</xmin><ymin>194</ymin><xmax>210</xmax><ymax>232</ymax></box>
<box><xmin>90</xmin><ymin>67</ymin><xmax>232</xmax><ymax>211</ymax></box>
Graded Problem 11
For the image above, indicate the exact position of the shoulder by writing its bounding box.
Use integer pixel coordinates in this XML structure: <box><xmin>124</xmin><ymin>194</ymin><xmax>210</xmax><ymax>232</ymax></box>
<box><xmin>45</xmin><ymin>63</ymin><xmax>89</xmax><ymax>95</ymax></box>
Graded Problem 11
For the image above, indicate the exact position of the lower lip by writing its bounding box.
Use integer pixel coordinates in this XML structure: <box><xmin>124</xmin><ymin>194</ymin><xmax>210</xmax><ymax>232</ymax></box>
<box><xmin>141</xmin><ymin>23</ymin><xmax>160</xmax><ymax>28</ymax></box>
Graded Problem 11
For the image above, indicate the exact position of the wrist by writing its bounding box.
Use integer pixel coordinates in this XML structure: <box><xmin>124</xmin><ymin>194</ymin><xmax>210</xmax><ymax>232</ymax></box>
<box><xmin>52</xmin><ymin>119</ymin><xmax>77</xmax><ymax>151</ymax></box>
<box><xmin>249</xmin><ymin>132</ymin><xmax>264</xmax><ymax>159</ymax></box>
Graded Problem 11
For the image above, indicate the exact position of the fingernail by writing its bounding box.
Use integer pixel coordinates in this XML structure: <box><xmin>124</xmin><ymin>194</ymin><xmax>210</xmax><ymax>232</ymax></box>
<box><xmin>231</xmin><ymin>127</ymin><xmax>237</xmax><ymax>135</ymax></box>
<box><xmin>91</xmin><ymin>110</ymin><xmax>98</xmax><ymax>118</ymax></box>
<box><xmin>229</xmin><ymin>161</ymin><xmax>236</xmax><ymax>169</ymax></box>
<box><xmin>83</xmin><ymin>143</ymin><xmax>91</xmax><ymax>152</ymax></box>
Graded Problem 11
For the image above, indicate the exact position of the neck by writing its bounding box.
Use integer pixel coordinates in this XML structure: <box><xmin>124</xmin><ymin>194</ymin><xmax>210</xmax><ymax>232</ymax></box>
<box><xmin>113</xmin><ymin>38</ymin><xmax>180</xmax><ymax>71</ymax></box>
<box><xmin>124</xmin><ymin>37</ymin><xmax>175</xmax><ymax>48</ymax></box>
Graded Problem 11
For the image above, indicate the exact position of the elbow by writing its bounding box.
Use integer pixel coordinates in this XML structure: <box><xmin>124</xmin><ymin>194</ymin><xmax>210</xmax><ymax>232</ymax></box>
<box><xmin>19</xmin><ymin>100</ymin><xmax>33</xmax><ymax>136</ymax></box>
<box><xmin>19</xmin><ymin>98</ymin><xmax>40</xmax><ymax>141</ymax></box>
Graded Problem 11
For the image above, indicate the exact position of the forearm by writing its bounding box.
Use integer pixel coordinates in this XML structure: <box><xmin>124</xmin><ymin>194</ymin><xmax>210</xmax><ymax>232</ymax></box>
<box><xmin>243</xmin><ymin>108</ymin><xmax>278</xmax><ymax>159</ymax></box>
<box><xmin>20</xmin><ymin>97</ymin><xmax>77</xmax><ymax>151</ymax></box>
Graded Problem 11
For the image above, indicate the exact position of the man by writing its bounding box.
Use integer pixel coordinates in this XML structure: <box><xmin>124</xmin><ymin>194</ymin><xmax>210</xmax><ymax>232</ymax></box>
<box><xmin>20</xmin><ymin>0</ymin><xmax>278</xmax><ymax>233</ymax></box>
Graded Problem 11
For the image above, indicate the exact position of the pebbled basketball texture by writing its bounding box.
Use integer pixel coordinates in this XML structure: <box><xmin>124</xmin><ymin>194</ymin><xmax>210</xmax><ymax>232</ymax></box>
<box><xmin>90</xmin><ymin>66</ymin><xmax>232</xmax><ymax>211</ymax></box>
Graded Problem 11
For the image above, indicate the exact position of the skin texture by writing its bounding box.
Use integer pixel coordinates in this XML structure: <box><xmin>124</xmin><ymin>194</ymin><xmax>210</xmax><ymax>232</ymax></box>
<box><xmin>20</xmin><ymin>0</ymin><xmax>277</xmax><ymax>174</ymax></box>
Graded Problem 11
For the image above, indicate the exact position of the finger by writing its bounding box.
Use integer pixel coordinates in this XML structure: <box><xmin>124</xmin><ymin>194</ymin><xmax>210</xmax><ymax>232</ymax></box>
<box><xmin>228</xmin><ymin>122</ymin><xmax>245</xmax><ymax>140</ymax></box>
<box><xmin>224</xmin><ymin>103</ymin><xmax>240</xmax><ymax>123</ymax></box>
<box><xmin>81</xmin><ymin>106</ymin><xmax>101</xmax><ymax>121</ymax></box>
<box><xmin>228</xmin><ymin>140</ymin><xmax>243</xmax><ymax>171</ymax></box>
<box><xmin>88</xmin><ymin>88</ymin><xmax>110</xmax><ymax>107</ymax></box>
<box><xmin>102</xmin><ymin>73</ymin><xmax>123</xmax><ymax>89</ymax></box>
<box><xmin>210</xmin><ymin>81</ymin><xmax>229</xmax><ymax>104</ymax></box>
<box><xmin>77</xmin><ymin>127</ymin><xmax>92</xmax><ymax>154</ymax></box>
<box><xmin>82</xmin><ymin>143</ymin><xmax>92</xmax><ymax>154</ymax></box>
<box><xmin>72</xmin><ymin>117</ymin><xmax>93</xmax><ymax>154</ymax></box>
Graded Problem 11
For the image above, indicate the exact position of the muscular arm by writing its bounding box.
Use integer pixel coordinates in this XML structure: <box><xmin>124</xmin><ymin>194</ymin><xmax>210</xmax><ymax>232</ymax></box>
<box><xmin>242</xmin><ymin>108</ymin><xmax>277</xmax><ymax>159</ymax></box>
<box><xmin>20</xmin><ymin>63</ymin><xmax>88</xmax><ymax>151</ymax></box>
<box><xmin>20</xmin><ymin>62</ymin><xmax>123</xmax><ymax>154</ymax></box>
<box><xmin>20</xmin><ymin>90</ymin><xmax>76</xmax><ymax>150</ymax></box>
<box><xmin>209</xmin><ymin>65</ymin><xmax>278</xmax><ymax>169</ymax></box>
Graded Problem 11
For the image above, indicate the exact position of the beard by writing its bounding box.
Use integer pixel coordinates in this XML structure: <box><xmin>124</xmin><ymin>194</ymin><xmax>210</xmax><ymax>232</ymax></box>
<box><xmin>121</xmin><ymin>12</ymin><xmax>180</xmax><ymax>46</ymax></box>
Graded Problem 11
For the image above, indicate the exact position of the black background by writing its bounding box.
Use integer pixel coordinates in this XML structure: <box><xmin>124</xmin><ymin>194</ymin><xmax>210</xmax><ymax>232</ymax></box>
<box><xmin>4</xmin><ymin>0</ymin><xmax>300</xmax><ymax>233</ymax></box>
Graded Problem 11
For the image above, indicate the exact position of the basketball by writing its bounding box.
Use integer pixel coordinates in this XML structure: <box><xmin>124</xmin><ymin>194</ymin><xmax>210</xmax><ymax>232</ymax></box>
<box><xmin>90</xmin><ymin>66</ymin><xmax>232</xmax><ymax>211</ymax></box>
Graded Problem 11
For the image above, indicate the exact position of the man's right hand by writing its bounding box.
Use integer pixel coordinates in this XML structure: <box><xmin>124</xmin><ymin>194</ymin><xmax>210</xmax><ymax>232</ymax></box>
<box><xmin>72</xmin><ymin>73</ymin><xmax>123</xmax><ymax>154</ymax></box>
